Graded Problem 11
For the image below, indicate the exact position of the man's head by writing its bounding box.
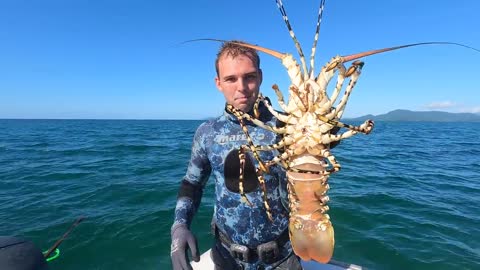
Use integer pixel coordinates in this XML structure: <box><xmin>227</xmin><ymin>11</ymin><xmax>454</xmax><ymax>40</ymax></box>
<box><xmin>215</xmin><ymin>41</ymin><xmax>262</xmax><ymax>113</ymax></box>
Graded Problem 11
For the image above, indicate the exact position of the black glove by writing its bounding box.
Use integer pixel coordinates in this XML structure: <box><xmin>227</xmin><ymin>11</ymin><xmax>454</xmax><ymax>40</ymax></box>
<box><xmin>171</xmin><ymin>224</ymin><xmax>200</xmax><ymax>270</ymax></box>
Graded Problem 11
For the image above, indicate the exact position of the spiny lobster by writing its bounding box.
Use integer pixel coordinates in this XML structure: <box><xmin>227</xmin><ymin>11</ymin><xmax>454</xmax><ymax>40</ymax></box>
<box><xmin>190</xmin><ymin>0</ymin><xmax>479</xmax><ymax>263</ymax></box>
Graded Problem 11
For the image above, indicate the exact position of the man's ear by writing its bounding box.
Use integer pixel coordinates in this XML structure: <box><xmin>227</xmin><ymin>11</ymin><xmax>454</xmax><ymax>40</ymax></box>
<box><xmin>259</xmin><ymin>69</ymin><xmax>263</xmax><ymax>84</ymax></box>
<box><xmin>215</xmin><ymin>76</ymin><xmax>223</xmax><ymax>92</ymax></box>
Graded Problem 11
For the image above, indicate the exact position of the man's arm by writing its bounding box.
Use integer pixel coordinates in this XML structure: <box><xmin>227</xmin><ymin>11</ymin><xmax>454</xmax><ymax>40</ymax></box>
<box><xmin>172</xmin><ymin>123</ymin><xmax>212</xmax><ymax>227</ymax></box>
<box><xmin>171</xmin><ymin>124</ymin><xmax>212</xmax><ymax>269</ymax></box>
<box><xmin>172</xmin><ymin>180</ymin><xmax>205</xmax><ymax>228</ymax></box>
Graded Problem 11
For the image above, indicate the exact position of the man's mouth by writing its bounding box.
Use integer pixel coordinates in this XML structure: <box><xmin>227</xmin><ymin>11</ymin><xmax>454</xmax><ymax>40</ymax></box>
<box><xmin>235</xmin><ymin>96</ymin><xmax>250</xmax><ymax>102</ymax></box>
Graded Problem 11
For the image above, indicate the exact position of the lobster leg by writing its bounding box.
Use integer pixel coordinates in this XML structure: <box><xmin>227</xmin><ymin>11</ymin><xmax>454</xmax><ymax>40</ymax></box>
<box><xmin>259</xmin><ymin>95</ymin><xmax>298</xmax><ymax>125</ymax></box>
<box><xmin>271</xmin><ymin>84</ymin><xmax>289</xmax><ymax>112</ymax></box>
<box><xmin>321</xmin><ymin>120</ymin><xmax>375</xmax><ymax>144</ymax></box>
<box><xmin>233</xmin><ymin>111</ymin><xmax>278</xmax><ymax>221</ymax></box>
<box><xmin>256</xmin><ymin>166</ymin><xmax>274</xmax><ymax>221</ymax></box>
<box><xmin>331</xmin><ymin>63</ymin><xmax>363</xmax><ymax>119</ymax></box>
<box><xmin>314</xmin><ymin>65</ymin><xmax>345</xmax><ymax>111</ymax></box>
<box><xmin>238</xmin><ymin>146</ymin><xmax>253</xmax><ymax>206</ymax></box>
<box><xmin>227</xmin><ymin>105</ymin><xmax>287</xmax><ymax>134</ymax></box>
<box><xmin>321</xmin><ymin>149</ymin><xmax>341</xmax><ymax>173</ymax></box>
<box><xmin>289</xmin><ymin>85</ymin><xmax>308</xmax><ymax>113</ymax></box>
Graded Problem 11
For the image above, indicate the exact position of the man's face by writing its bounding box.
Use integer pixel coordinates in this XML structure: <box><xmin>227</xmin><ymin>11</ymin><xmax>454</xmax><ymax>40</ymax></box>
<box><xmin>215</xmin><ymin>53</ymin><xmax>262</xmax><ymax>113</ymax></box>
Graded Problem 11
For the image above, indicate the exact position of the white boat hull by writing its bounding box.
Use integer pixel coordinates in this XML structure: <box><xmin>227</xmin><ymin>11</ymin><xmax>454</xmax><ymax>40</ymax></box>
<box><xmin>191</xmin><ymin>249</ymin><xmax>364</xmax><ymax>270</ymax></box>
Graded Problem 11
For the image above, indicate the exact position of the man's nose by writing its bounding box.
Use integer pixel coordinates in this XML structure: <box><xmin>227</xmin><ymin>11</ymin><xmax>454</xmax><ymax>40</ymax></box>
<box><xmin>237</xmin><ymin>78</ymin><xmax>248</xmax><ymax>92</ymax></box>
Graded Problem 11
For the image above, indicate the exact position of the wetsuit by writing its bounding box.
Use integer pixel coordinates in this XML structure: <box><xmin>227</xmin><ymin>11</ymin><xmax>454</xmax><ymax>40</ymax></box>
<box><xmin>173</xmin><ymin>103</ymin><xmax>301</xmax><ymax>270</ymax></box>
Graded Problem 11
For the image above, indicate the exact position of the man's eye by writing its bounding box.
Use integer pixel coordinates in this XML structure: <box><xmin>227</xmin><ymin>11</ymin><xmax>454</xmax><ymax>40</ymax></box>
<box><xmin>246</xmin><ymin>74</ymin><xmax>257</xmax><ymax>80</ymax></box>
<box><xmin>226</xmin><ymin>78</ymin><xmax>236</xmax><ymax>82</ymax></box>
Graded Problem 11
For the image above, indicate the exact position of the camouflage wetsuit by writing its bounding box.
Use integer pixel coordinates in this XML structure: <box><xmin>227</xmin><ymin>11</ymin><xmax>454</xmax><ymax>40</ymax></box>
<box><xmin>172</xmin><ymin>103</ymin><xmax>301</xmax><ymax>270</ymax></box>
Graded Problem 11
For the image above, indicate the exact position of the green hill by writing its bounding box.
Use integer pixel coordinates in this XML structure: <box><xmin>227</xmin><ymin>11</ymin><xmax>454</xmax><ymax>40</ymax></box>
<box><xmin>345</xmin><ymin>109</ymin><xmax>480</xmax><ymax>122</ymax></box>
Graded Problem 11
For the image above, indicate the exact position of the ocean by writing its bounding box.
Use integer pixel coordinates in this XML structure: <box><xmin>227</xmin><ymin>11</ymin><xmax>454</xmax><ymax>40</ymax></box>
<box><xmin>0</xmin><ymin>119</ymin><xmax>478</xmax><ymax>270</ymax></box>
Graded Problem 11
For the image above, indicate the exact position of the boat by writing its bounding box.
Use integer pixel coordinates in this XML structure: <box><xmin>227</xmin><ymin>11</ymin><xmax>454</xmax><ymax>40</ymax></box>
<box><xmin>0</xmin><ymin>236</ymin><xmax>50</xmax><ymax>270</ymax></box>
<box><xmin>191</xmin><ymin>249</ymin><xmax>364</xmax><ymax>270</ymax></box>
<box><xmin>0</xmin><ymin>217</ymin><xmax>83</xmax><ymax>270</ymax></box>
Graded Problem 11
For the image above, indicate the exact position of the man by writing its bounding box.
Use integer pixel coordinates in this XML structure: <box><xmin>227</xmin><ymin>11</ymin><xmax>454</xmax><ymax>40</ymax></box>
<box><xmin>170</xmin><ymin>41</ymin><xmax>303</xmax><ymax>270</ymax></box>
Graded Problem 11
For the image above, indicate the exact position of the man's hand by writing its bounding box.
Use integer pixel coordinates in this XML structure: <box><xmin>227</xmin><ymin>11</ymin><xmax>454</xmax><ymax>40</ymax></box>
<box><xmin>171</xmin><ymin>224</ymin><xmax>200</xmax><ymax>270</ymax></box>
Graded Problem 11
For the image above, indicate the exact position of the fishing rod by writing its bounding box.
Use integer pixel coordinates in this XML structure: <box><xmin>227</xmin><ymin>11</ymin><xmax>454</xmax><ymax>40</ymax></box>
<box><xmin>43</xmin><ymin>216</ymin><xmax>86</xmax><ymax>259</ymax></box>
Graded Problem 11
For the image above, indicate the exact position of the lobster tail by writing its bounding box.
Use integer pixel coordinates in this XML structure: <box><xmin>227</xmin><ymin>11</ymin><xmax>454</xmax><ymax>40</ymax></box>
<box><xmin>286</xmin><ymin>168</ymin><xmax>334</xmax><ymax>263</ymax></box>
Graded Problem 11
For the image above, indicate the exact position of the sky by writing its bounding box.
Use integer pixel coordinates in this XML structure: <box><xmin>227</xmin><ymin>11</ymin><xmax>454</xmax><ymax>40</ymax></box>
<box><xmin>0</xmin><ymin>0</ymin><xmax>479</xmax><ymax>120</ymax></box>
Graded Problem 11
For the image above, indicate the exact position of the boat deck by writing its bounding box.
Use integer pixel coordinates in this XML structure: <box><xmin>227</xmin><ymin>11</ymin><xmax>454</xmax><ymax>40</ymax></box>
<box><xmin>191</xmin><ymin>249</ymin><xmax>364</xmax><ymax>270</ymax></box>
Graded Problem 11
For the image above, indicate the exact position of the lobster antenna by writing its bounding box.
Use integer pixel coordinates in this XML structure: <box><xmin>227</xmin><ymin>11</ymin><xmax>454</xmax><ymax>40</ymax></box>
<box><xmin>340</xmin><ymin>42</ymin><xmax>480</xmax><ymax>63</ymax></box>
<box><xmin>309</xmin><ymin>0</ymin><xmax>326</xmax><ymax>78</ymax></box>
<box><xmin>182</xmin><ymin>38</ymin><xmax>286</xmax><ymax>59</ymax></box>
<box><xmin>276</xmin><ymin>0</ymin><xmax>308</xmax><ymax>80</ymax></box>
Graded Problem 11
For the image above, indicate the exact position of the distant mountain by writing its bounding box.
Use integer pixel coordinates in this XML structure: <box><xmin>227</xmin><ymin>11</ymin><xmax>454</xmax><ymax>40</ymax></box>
<box><xmin>345</xmin><ymin>109</ymin><xmax>480</xmax><ymax>122</ymax></box>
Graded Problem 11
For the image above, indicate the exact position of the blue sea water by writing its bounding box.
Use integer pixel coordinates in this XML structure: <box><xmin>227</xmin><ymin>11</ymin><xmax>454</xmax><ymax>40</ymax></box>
<box><xmin>0</xmin><ymin>119</ymin><xmax>479</xmax><ymax>270</ymax></box>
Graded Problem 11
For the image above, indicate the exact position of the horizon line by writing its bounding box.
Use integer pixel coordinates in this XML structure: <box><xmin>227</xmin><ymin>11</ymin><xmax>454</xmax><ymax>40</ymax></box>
<box><xmin>1</xmin><ymin>109</ymin><xmax>478</xmax><ymax>121</ymax></box>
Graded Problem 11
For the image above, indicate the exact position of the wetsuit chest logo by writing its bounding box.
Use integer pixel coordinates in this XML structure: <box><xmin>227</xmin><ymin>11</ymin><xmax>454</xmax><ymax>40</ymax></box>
<box><xmin>215</xmin><ymin>133</ymin><xmax>265</xmax><ymax>145</ymax></box>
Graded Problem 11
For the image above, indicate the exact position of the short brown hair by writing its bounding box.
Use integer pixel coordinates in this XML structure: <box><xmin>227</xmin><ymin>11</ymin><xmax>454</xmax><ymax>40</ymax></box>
<box><xmin>215</xmin><ymin>40</ymin><xmax>261</xmax><ymax>76</ymax></box>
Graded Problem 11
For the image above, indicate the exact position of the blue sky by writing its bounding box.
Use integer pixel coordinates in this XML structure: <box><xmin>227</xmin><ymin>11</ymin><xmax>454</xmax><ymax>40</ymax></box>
<box><xmin>1</xmin><ymin>0</ymin><xmax>479</xmax><ymax>120</ymax></box>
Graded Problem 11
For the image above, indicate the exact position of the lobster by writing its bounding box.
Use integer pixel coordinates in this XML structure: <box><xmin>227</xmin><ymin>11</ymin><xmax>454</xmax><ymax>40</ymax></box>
<box><xmin>188</xmin><ymin>0</ymin><xmax>479</xmax><ymax>264</ymax></box>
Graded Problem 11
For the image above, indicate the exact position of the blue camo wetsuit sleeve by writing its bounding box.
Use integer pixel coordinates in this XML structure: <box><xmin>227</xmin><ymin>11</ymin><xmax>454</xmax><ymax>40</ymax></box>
<box><xmin>172</xmin><ymin>122</ymin><xmax>212</xmax><ymax>229</ymax></box>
